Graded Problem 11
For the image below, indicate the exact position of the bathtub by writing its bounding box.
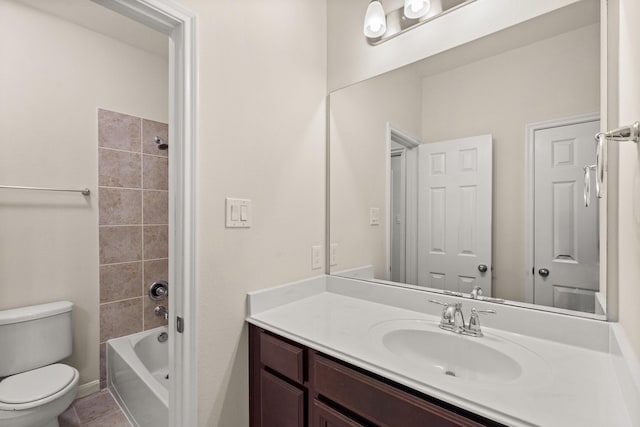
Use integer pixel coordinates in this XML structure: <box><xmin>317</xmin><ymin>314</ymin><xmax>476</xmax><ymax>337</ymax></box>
<box><xmin>107</xmin><ymin>327</ymin><xmax>169</xmax><ymax>427</ymax></box>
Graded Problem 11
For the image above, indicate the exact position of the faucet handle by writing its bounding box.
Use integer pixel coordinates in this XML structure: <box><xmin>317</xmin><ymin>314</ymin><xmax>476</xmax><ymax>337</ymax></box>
<box><xmin>470</xmin><ymin>286</ymin><xmax>483</xmax><ymax>299</ymax></box>
<box><xmin>465</xmin><ymin>308</ymin><xmax>495</xmax><ymax>337</ymax></box>
<box><xmin>472</xmin><ymin>308</ymin><xmax>496</xmax><ymax>315</ymax></box>
<box><xmin>430</xmin><ymin>300</ymin><xmax>464</xmax><ymax>331</ymax></box>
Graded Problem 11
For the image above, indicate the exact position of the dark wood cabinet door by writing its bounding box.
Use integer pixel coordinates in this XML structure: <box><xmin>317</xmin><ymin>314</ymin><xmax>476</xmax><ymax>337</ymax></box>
<box><xmin>260</xmin><ymin>370</ymin><xmax>305</xmax><ymax>427</ymax></box>
<box><xmin>313</xmin><ymin>399</ymin><xmax>366</xmax><ymax>427</ymax></box>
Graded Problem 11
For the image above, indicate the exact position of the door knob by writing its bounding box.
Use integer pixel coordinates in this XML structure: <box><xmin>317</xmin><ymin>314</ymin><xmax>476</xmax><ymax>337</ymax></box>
<box><xmin>477</xmin><ymin>264</ymin><xmax>488</xmax><ymax>273</ymax></box>
<box><xmin>538</xmin><ymin>268</ymin><xmax>550</xmax><ymax>277</ymax></box>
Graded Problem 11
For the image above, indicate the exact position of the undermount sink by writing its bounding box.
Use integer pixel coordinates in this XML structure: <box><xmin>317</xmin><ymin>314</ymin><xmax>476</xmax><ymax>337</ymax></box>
<box><xmin>368</xmin><ymin>319</ymin><xmax>550</xmax><ymax>386</ymax></box>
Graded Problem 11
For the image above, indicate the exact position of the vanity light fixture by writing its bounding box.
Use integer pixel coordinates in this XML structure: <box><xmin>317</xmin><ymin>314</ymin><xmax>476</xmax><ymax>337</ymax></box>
<box><xmin>363</xmin><ymin>0</ymin><xmax>477</xmax><ymax>45</ymax></box>
<box><xmin>404</xmin><ymin>0</ymin><xmax>430</xmax><ymax>19</ymax></box>
<box><xmin>363</xmin><ymin>0</ymin><xmax>387</xmax><ymax>38</ymax></box>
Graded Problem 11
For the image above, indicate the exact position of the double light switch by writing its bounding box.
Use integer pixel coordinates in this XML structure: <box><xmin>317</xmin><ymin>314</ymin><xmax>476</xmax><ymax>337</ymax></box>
<box><xmin>226</xmin><ymin>198</ymin><xmax>252</xmax><ymax>228</ymax></box>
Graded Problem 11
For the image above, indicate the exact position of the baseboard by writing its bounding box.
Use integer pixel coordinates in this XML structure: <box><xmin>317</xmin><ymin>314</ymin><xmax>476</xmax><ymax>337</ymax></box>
<box><xmin>76</xmin><ymin>380</ymin><xmax>101</xmax><ymax>399</ymax></box>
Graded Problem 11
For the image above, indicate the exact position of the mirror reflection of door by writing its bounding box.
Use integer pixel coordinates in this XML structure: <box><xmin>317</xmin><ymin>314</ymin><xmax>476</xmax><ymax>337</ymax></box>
<box><xmin>390</xmin><ymin>150</ymin><xmax>406</xmax><ymax>283</ymax></box>
<box><xmin>417</xmin><ymin>135</ymin><xmax>493</xmax><ymax>296</ymax></box>
<box><xmin>533</xmin><ymin>119</ymin><xmax>600</xmax><ymax>312</ymax></box>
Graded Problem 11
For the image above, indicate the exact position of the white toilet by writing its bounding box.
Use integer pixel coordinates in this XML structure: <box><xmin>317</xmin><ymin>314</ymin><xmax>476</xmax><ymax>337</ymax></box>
<box><xmin>0</xmin><ymin>301</ymin><xmax>79</xmax><ymax>427</ymax></box>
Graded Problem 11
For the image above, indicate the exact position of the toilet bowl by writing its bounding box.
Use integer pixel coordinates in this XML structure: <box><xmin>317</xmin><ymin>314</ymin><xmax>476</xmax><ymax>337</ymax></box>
<box><xmin>0</xmin><ymin>302</ymin><xmax>79</xmax><ymax>427</ymax></box>
<box><xmin>0</xmin><ymin>364</ymin><xmax>79</xmax><ymax>427</ymax></box>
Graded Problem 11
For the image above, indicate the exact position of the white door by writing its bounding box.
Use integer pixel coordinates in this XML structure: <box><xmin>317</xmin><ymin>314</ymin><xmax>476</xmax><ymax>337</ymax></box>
<box><xmin>534</xmin><ymin>120</ymin><xmax>600</xmax><ymax>312</ymax></box>
<box><xmin>390</xmin><ymin>151</ymin><xmax>406</xmax><ymax>283</ymax></box>
<box><xmin>417</xmin><ymin>135</ymin><xmax>492</xmax><ymax>295</ymax></box>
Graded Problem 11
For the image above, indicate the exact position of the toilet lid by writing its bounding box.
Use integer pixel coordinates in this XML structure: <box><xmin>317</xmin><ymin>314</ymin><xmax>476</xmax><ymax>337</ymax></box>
<box><xmin>0</xmin><ymin>364</ymin><xmax>75</xmax><ymax>404</ymax></box>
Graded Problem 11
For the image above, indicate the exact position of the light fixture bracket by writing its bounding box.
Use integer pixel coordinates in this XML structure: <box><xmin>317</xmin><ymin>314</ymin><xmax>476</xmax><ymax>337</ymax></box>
<box><xmin>366</xmin><ymin>0</ymin><xmax>477</xmax><ymax>46</ymax></box>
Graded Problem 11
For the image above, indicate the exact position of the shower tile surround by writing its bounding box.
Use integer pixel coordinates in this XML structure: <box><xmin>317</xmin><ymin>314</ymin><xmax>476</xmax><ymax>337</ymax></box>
<box><xmin>98</xmin><ymin>109</ymin><xmax>168</xmax><ymax>389</ymax></box>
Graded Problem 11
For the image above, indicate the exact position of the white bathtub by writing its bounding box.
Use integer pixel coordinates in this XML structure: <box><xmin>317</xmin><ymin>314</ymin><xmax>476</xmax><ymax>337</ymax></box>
<box><xmin>107</xmin><ymin>327</ymin><xmax>169</xmax><ymax>427</ymax></box>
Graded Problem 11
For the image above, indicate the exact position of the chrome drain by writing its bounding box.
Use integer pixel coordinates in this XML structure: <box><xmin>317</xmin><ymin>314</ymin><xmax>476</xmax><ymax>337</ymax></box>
<box><xmin>445</xmin><ymin>371</ymin><xmax>456</xmax><ymax>377</ymax></box>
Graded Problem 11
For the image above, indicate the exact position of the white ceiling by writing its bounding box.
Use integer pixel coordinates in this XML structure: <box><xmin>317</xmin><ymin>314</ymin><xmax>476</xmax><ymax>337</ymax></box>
<box><xmin>17</xmin><ymin>0</ymin><xmax>168</xmax><ymax>58</ymax></box>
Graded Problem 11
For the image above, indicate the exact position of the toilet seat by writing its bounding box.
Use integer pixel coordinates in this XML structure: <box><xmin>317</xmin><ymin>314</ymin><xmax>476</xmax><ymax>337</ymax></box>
<box><xmin>0</xmin><ymin>364</ymin><xmax>78</xmax><ymax>411</ymax></box>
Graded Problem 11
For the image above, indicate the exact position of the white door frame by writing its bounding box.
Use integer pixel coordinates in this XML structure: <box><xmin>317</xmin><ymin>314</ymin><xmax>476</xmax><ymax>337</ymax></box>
<box><xmin>94</xmin><ymin>1</ymin><xmax>198</xmax><ymax>425</ymax></box>
<box><xmin>524</xmin><ymin>112</ymin><xmax>600</xmax><ymax>304</ymax></box>
<box><xmin>390</xmin><ymin>148</ymin><xmax>406</xmax><ymax>282</ymax></box>
<box><xmin>386</xmin><ymin>123</ymin><xmax>420</xmax><ymax>283</ymax></box>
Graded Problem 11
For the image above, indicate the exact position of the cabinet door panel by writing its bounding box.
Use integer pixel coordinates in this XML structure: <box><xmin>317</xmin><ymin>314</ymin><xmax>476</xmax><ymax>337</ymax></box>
<box><xmin>313</xmin><ymin>399</ymin><xmax>365</xmax><ymax>427</ymax></box>
<box><xmin>261</xmin><ymin>370</ymin><xmax>305</xmax><ymax>427</ymax></box>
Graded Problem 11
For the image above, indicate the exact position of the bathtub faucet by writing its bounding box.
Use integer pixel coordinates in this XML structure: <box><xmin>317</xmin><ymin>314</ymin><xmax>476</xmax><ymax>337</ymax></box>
<box><xmin>154</xmin><ymin>305</ymin><xmax>168</xmax><ymax>320</ymax></box>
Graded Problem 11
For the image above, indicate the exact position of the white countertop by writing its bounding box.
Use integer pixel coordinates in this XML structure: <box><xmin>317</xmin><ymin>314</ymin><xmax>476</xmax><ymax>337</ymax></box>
<box><xmin>247</xmin><ymin>276</ymin><xmax>634</xmax><ymax>427</ymax></box>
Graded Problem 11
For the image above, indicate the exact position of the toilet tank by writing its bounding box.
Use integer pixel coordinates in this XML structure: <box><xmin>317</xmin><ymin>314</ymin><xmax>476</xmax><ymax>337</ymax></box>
<box><xmin>0</xmin><ymin>301</ymin><xmax>73</xmax><ymax>377</ymax></box>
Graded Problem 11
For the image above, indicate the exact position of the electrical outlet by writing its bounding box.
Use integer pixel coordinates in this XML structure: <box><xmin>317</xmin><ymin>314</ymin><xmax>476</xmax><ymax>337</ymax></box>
<box><xmin>312</xmin><ymin>245</ymin><xmax>322</xmax><ymax>270</ymax></box>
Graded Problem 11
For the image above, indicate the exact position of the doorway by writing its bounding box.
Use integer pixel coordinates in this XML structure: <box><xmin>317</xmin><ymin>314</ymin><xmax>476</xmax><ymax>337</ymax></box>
<box><xmin>527</xmin><ymin>116</ymin><xmax>600</xmax><ymax>313</ymax></box>
<box><xmin>387</xmin><ymin>126</ymin><xmax>419</xmax><ymax>285</ymax></box>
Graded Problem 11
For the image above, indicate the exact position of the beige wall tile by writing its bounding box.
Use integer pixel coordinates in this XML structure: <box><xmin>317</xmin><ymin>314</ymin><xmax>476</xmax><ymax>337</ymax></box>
<box><xmin>98</xmin><ymin>109</ymin><xmax>141</xmax><ymax>152</ymax></box>
<box><xmin>144</xmin><ymin>296</ymin><xmax>168</xmax><ymax>330</ymax></box>
<box><xmin>99</xmin><ymin>262</ymin><xmax>142</xmax><ymax>303</ymax></box>
<box><xmin>143</xmin><ymin>190</ymin><xmax>168</xmax><ymax>225</ymax></box>
<box><xmin>99</xmin><ymin>148</ymin><xmax>141</xmax><ymax>189</ymax></box>
<box><xmin>99</xmin><ymin>298</ymin><xmax>142</xmax><ymax>343</ymax></box>
<box><xmin>142</xmin><ymin>155</ymin><xmax>168</xmax><ymax>190</ymax></box>
<box><xmin>99</xmin><ymin>226</ymin><xmax>142</xmax><ymax>264</ymax></box>
<box><xmin>99</xmin><ymin>188</ymin><xmax>142</xmax><ymax>225</ymax></box>
<box><xmin>142</xmin><ymin>119</ymin><xmax>168</xmax><ymax>156</ymax></box>
<box><xmin>99</xmin><ymin>343</ymin><xmax>106</xmax><ymax>390</ymax></box>
<box><xmin>143</xmin><ymin>259</ymin><xmax>168</xmax><ymax>293</ymax></box>
<box><xmin>143</xmin><ymin>226</ymin><xmax>168</xmax><ymax>260</ymax></box>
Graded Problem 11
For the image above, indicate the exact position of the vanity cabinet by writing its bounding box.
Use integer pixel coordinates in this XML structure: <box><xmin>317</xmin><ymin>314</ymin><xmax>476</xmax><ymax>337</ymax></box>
<box><xmin>249</xmin><ymin>325</ymin><xmax>504</xmax><ymax>427</ymax></box>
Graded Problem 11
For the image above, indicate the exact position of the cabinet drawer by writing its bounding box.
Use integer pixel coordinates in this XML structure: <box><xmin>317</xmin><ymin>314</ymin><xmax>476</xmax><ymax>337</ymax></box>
<box><xmin>261</xmin><ymin>370</ymin><xmax>305</xmax><ymax>427</ymax></box>
<box><xmin>313</xmin><ymin>399</ymin><xmax>366</xmax><ymax>427</ymax></box>
<box><xmin>314</xmin><ymin>355</ymin><xmax>486</xmax><ymax>427</ymax></box>
<box><xmin>260</xmin><ymin>331</ymin><xmax>304</xmax><ymax>383</ymax></box>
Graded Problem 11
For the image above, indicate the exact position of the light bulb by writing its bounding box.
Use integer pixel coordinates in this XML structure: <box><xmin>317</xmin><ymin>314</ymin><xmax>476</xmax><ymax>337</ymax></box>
<box><xmin>363</xmin><ymin>1</ymin><xmax>386</xmax><ymax>38</ymax></box>
<box><xmin>404</xmin><ymin>0</ymin><xmax>431</xmax><ymax>19</ymax></box>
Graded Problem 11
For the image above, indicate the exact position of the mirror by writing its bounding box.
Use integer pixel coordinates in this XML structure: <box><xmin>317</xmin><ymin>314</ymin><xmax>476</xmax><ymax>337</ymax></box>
<box><xmin>329</xmin><ymin>0</ymin><xmax>605</xmax><ymax>317</ymax></box>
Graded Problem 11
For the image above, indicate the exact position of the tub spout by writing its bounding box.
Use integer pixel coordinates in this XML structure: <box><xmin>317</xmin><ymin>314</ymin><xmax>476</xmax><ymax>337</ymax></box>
<box><xmin>154</xmin><ymin>305</ymin><xmax>168</xmax><ymax>320</ymax></box>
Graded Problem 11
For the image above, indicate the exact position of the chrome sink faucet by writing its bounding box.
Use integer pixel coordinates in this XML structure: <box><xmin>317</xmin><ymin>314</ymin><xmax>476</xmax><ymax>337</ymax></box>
<box><xmin>429</xmin><ymin>300</ymin><xmax>495</xmax><ymax>337</ymax></box>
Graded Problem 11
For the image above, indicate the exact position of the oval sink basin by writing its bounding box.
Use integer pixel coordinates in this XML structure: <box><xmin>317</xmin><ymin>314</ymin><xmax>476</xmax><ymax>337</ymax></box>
<box><xmin>368</xmin><ymin>319</ymin><xmax>550</xmax><ymax>386</ymax></box>
<box><xmin>382</xmin><ymin>329</ymin><xmax>521</xmax><ymax>382</ymax></box>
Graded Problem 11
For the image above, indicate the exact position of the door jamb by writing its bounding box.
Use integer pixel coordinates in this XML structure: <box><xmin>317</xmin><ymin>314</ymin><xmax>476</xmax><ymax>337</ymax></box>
<box><xmin>386</xmin><ymin>124</ymin><xmax>420</xmax><ymax>282</ymax></box>
<box><xmin>523</xmin><ymin>112</ymin><xmax>600</xmax><ymax>305</ymax></box>
<box><xmin>93</xmin><ymin>1</ymin><xmax>198</xmax><ymax>425</ymax></box>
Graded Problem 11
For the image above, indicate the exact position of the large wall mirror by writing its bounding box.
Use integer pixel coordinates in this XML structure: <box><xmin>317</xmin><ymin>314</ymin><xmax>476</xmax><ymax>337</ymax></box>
<box><xmin>329</xmin><ymin>0</ymin><xmax>606</xmax><ymax>318</ymax></box>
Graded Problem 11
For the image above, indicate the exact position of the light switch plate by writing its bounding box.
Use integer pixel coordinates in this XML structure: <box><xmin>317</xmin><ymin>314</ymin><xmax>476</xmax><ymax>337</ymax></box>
<box><xmin>312</xmin><ymin>245</ymin><xmax>322</xmax><ymax>270</ymax></box>
<box><xmin>370</xmin><ymin>207</ymin><xmax>380</xmax><ymax>225</ymax></box>
<box><xmin>226</xmin><ymin>198</ymin><xmax>252</xmax><ymax>228</ymax></box>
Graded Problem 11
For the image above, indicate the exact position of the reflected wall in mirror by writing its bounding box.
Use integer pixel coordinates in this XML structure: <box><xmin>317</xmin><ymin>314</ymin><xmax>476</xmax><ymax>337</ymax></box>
<box><xmin>329</xmin><ymin>0</ymin><xmax>603</xmax><ymax>316</ymax></box>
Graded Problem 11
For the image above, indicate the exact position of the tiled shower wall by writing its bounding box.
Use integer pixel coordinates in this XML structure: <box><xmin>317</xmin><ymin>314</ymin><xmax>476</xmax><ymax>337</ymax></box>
<box><xmin>98</xmin><ymin>109</ymin><xmax>168</xmax><ymax>388</ymax></box>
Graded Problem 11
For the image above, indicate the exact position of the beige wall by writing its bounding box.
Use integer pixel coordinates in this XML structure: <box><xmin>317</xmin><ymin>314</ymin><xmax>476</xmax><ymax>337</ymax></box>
<box><xmin>327</xmin><ymin>0</ymin><xmax>584</xmax><ymax>91</ymax></box>
<box><xmin>616</xmin><ymin>0</ymin><xmax>640</xmax><ymax>357</ymax></box>
<box><xmin>420</xmin><ymin>24</ymin><xmax>600</xmax><ymax>301</ymax></box>
<box><xmin>0</xmin><ymin>0</ymin><xmax>167</xmax><ymax>386</ymax></box>
<box><xmin>177</xmin><ymin>1</ymin><xmax>327</xmax><ymax>426</ymax></box>
<box><xmin>330</xmin><ymin>68</ymin><xmax>422</xmax><ymax>278</ymax></box>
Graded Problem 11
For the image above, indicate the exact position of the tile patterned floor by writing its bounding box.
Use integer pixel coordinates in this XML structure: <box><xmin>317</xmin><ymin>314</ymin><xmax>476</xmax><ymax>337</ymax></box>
<box><xmin>59</xmin><ymin>389</ymin><xmax>132</xmax><ymax>427</ymax></box>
